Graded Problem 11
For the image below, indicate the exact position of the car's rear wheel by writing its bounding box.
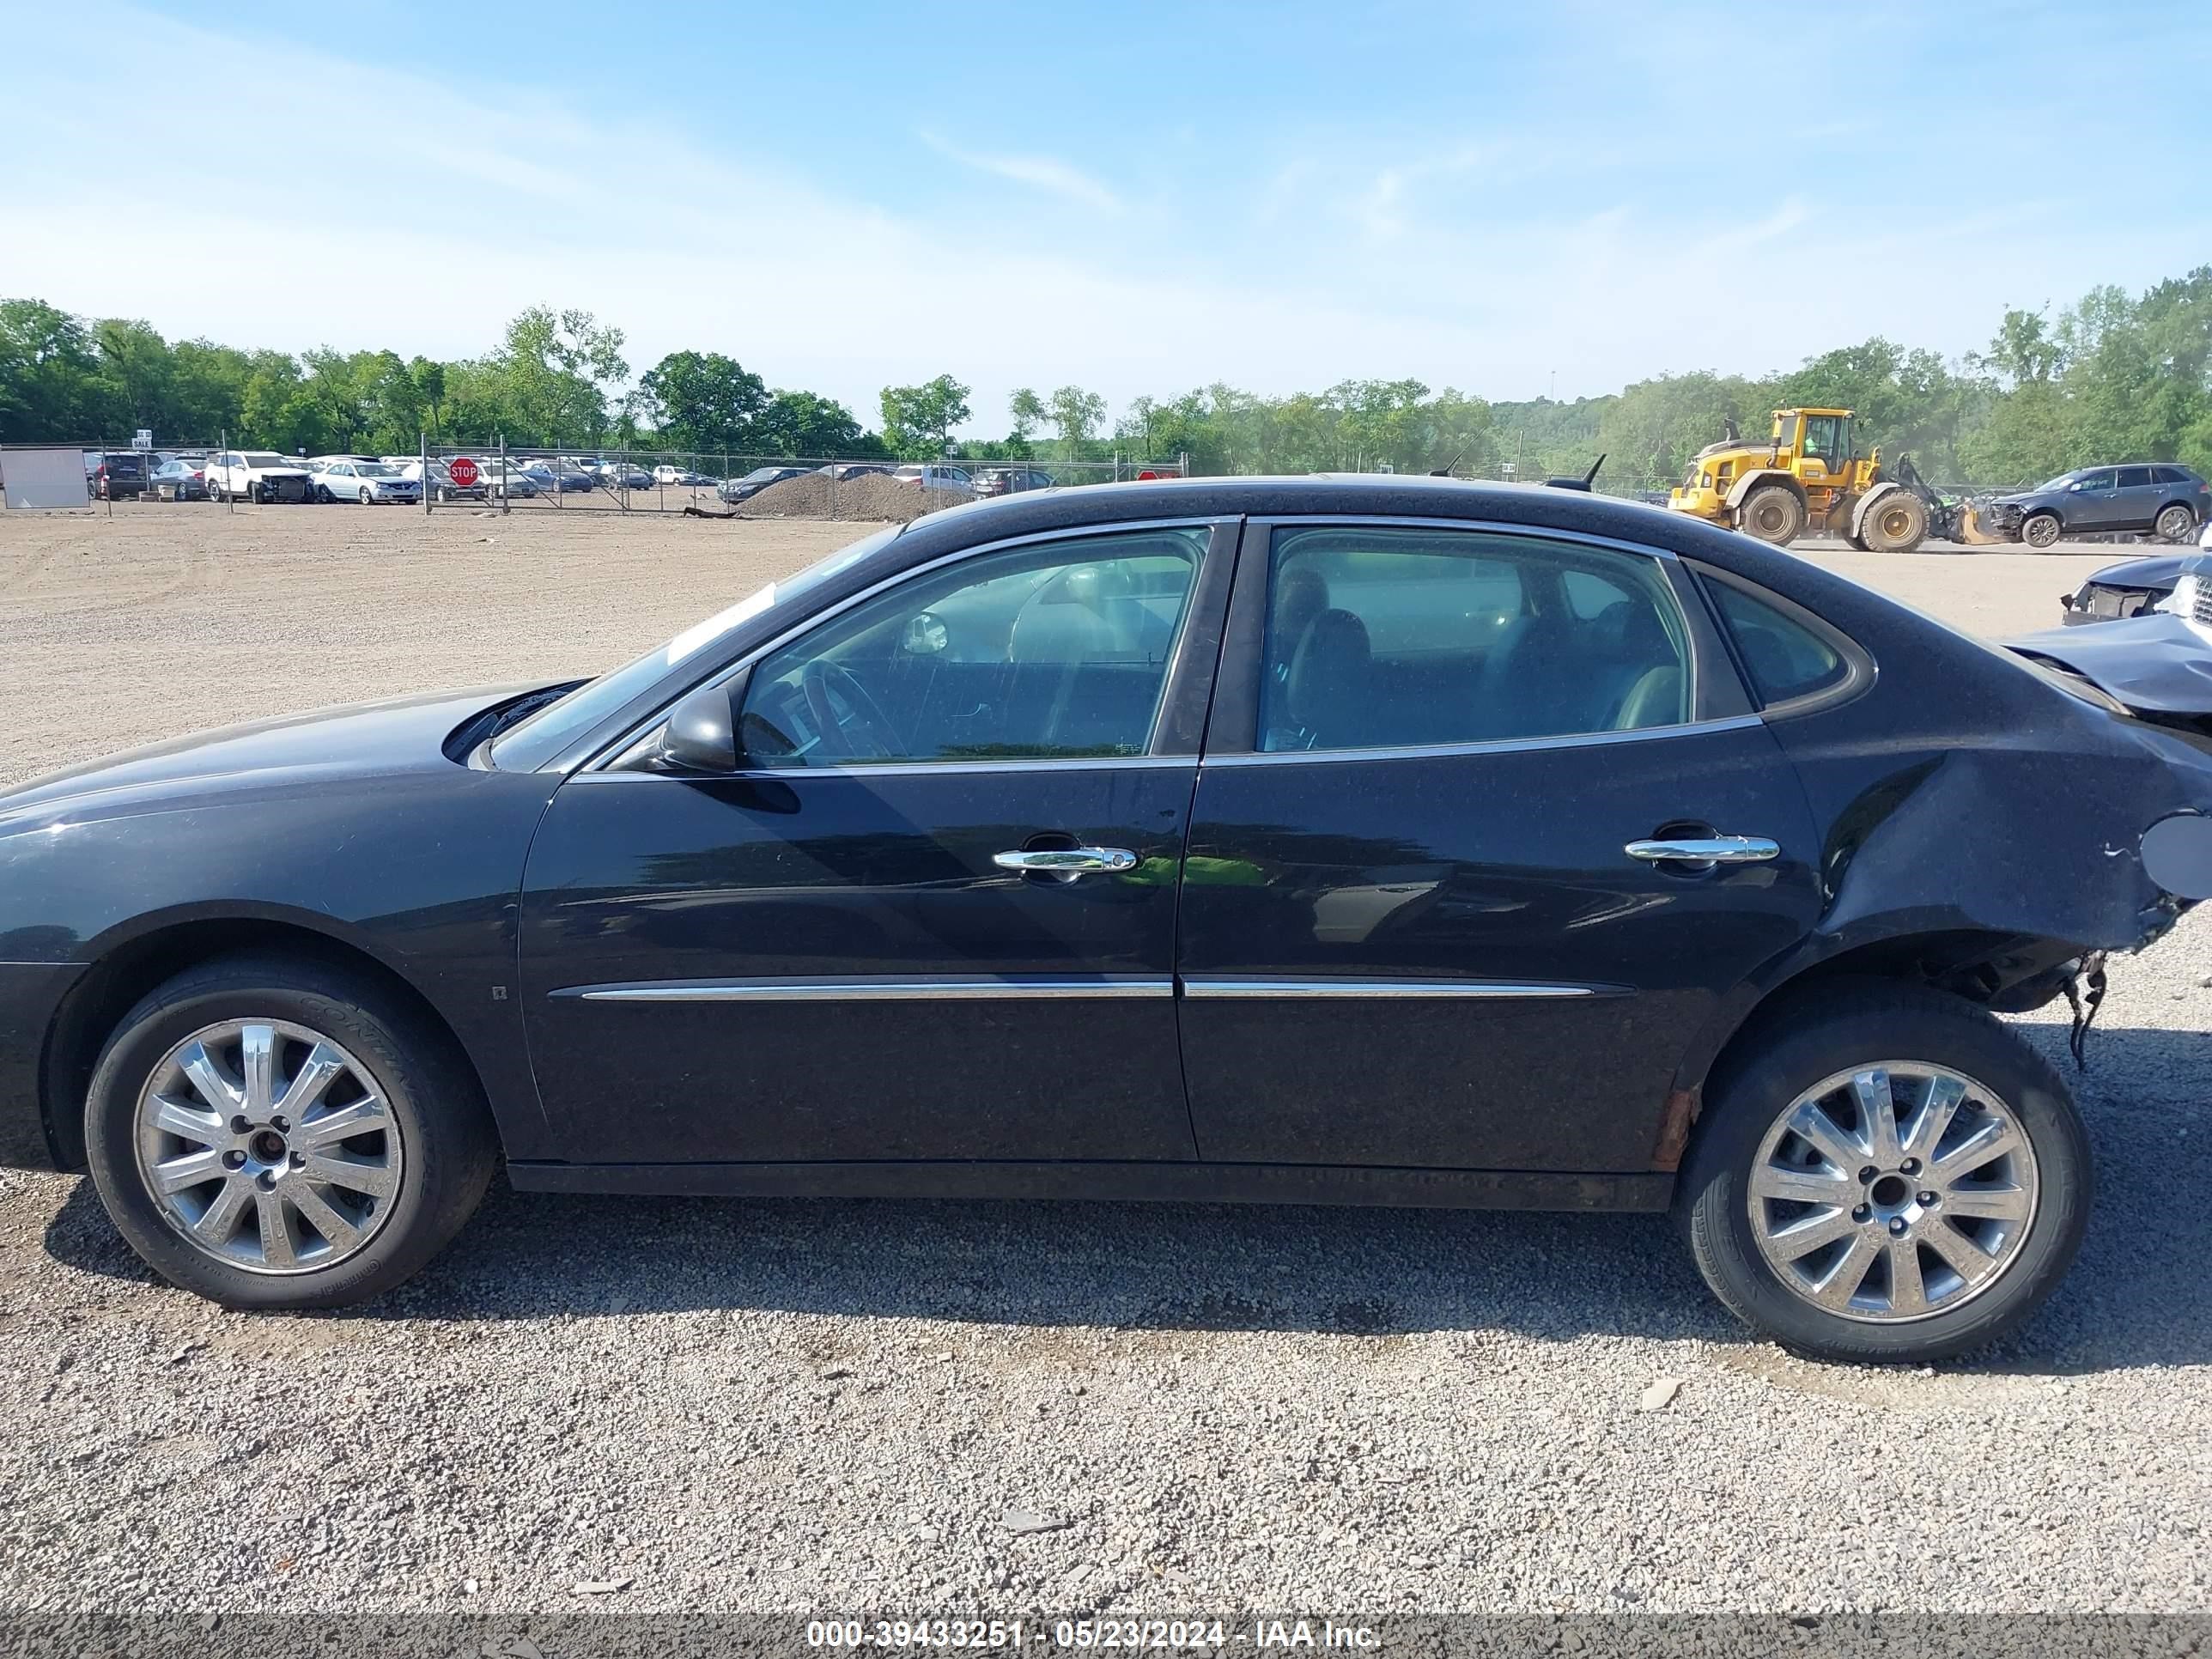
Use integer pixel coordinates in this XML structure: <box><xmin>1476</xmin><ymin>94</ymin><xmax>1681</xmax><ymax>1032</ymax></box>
<box><xmin>2022</xmin><ymin>511</ymin><xmax>2063</xmax><ymax>549</ymax></box>
<box><xmin>2156</xmin><ymin>503</ymin><xmax>2197</xmax><ymax>543</ymax></box>
<box><xmin>83</xmin><ymin>955</ymin><xmax>497</xmax><ymax>1310</ymax></box>
<box><xmin>1677</xmin><ymin>980</ymin><xmax>2089</xmax><ymax>1364</ymax></box>
<box><xmin>1736</xmin><ymin>485</ymin><xmax>1805</xmax><ymax>546</ymax></box>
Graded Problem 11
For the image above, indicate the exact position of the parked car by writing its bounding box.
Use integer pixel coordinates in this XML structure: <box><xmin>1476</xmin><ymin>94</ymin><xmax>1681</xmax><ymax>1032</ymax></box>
<box><xmin>823</xmin><ymin>463</ymin><xmax>895</xmax><ymax>482</ymax></box>
<box><xmin>90</xmin><ymin>453</ymin><xmax>150</xmax><ymax>500</ymax></box>
<box><xmin>205</xmin><ymin>451</ymin><xmax>315</xmax><ymax>504</ymax></box>
<box><xmin>718</xmin><ymin>465</ymin><xmax>811</xmax><ymax>503</ymax></box>
<box><xmin>379</xmin><ymin>459</ymin><xmax>489</xmax><ymax>504</ymax></box>
<box><xmin>307</xmin><ymin>459</ymin><xmax>421</xmax><ymax>506</ymax></box>
<box><xmin>1983</xmin><ymin>464</ymin><xmax>2209</xmax><ymax>550</ymax></box>
<box><xmin>603</xmin><ymin>464</ymin><xmax>653</xmax><ymax>490</ymax></box>
<box><xmin>973</xmin><ymin>466</ymin><xmax>1056</xmax><ymax>498</ymax></box>
<box><xmin>149</xmin><ymin>459</ymin><xmax>210</xmax><ymax>501</ymax></box>
<box><xmin>475</xmin><ymin>461</ymin><xmax>545</xmax><ymax>500</ymax></box>
<box><xmin>548</xmin><ymin>462</ymin><xmax>596</xmax><ymax>493</ymax></box>
<box><xmin>9</xmin><ymin>477</ymin><xmax>2212</xmax><ymax>1364</ymax></box>
<box><xmin>891</xmin><ymin>463</ymin><xmax>976</xmax><ymax>496</ymax></box>
<box><xmin>653</xmin><ymin>465</ymin><xmax>714</xmax><ymax>486</ymax></box>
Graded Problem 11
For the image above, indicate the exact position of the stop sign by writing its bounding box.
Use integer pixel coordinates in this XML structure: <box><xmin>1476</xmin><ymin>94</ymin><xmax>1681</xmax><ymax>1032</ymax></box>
<box><xmin>447</xmin><ymin>457</ymin><xmax>479</xmax><ymax>488</ymax></box>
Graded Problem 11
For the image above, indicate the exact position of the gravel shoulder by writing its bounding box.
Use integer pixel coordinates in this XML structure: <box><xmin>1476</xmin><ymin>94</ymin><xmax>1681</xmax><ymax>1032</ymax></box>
<box><xmin>0</xmin><ymin>506</ymin><xmax>2204</xmax><ymax>1614</ymax></box>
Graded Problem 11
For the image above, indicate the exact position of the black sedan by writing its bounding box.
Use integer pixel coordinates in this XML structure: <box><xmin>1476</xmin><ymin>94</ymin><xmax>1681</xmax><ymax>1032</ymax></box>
<box><xmin>719</xmin><ymin>465</ymin><xmax>811</xmax><ymax>504</ymax></box>
<box><xmin>6</xmin><ymin>477</ymin><xmax>2211</xmax><ymax>1364</ymax></box>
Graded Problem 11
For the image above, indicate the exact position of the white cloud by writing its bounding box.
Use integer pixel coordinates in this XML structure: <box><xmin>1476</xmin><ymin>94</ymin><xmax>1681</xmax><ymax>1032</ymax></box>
<box><xmin>3</xmin><ymin>3</ymin><xmax>2206</xmax><ymax>440</ymax></box>
<box><xmin>918</xmin><ymin>131</ymin><xmax>1122</xmax><ymax>214</ymax></box>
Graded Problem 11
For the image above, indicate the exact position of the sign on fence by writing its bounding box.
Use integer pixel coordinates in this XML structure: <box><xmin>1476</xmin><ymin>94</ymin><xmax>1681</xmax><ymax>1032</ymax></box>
<box><xmin>131</xmin><ymin>429</ymin><xmax>153</xmax><ymax>452</ymax></box>
<box><xmin>447</xmin><ymin>457</ymin><xmax>479</xmax><ymax>489</ymax></box>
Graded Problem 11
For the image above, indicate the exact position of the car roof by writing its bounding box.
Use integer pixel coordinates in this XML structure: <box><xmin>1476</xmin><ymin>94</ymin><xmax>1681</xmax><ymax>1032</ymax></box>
<box><xmin>869</xmin><ymin>473</ymin><xmax>1799</xmax><ymax>592</ymax></box>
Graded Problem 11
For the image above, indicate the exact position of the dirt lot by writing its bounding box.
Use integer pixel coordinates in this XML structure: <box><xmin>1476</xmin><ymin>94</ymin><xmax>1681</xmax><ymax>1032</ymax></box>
<box><xmin>0</xmin><ymin>504</ymin><xmax>2206</xmax><ymax>1616</ymax></box>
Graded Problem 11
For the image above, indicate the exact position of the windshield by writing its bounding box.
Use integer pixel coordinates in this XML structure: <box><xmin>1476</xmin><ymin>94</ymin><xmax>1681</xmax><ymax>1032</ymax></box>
<box><xmin>2037</xmin><ymin>471</ymin><xmax>2077</xmax><ymax>491</ymax></box>
<box><xmin>242</xmin><ymin>453</ymin><xmax>289</xmax><ymax>468</ymax></box>
<box><xmin>487</xmin><ymin>524</ymin><xmax>903</xmax><ymax>770</ymax></box>
<box><xmin>357</xmin><ymin>464</ymin><xmax>401</xmax><ymax>479</ymax></box>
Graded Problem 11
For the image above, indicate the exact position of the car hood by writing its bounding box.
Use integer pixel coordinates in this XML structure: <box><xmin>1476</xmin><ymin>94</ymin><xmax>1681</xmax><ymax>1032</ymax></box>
<box><xmin>2010</xmin><ymin>614</ymin><xmax>2212</xmax><ymax>716</ymax></box>
<box><xmin>2078</xmin><ymin>551</ymin><xmax>2193</xmax><ymax>591</ymax></box>
<box><xmin>0</xmin><ymin>684</ymin><xmax>550</xmax><ymax>823</ymax></box>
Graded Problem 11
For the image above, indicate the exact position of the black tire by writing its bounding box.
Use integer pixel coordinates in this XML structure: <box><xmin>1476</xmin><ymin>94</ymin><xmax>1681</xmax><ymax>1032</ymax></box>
<box><xmin>313</xmin><ymin>484</ymin><xmax>331</xmax><ymax>504</ymax></box>
<box><xmin>359</xmin><ymin>487</ymin><xmax>374</xmax><ymax>506</ymax></box>
<box><xmin>1736</xmin><ymin>485</ymin><xmax>1805</xmax><ymax>545</ymax></box>
<box><xmin>1676</xmin><ymin>979</ymin><xmax>2091</xmax><ymax>1364</ymax></box>
<box><xmin>82</xmin><ymin>953</ymin><xmax>497</xmax><ymax>1310</ymax></box>
<box><xmin>1860</xmin><ymin>489</ymin><xmax>1929</xmax><ymax>553</ymax></box>
<box><xmin>2022</xmin><ymin>511</ymin><xmax>2062</xmax><ymax>550</ymax></box>
<box><xmin>2156</xmin><ymin>503</ymin><xmax>2197</xmax><ymax>544</ymax></box>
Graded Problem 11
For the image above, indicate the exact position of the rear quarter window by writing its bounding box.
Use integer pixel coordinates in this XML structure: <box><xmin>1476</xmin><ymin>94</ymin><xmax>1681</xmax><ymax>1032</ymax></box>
<box><xmin>1705</xmin><ymin>579</ymin><xmax>1850</xmax><ymax>708</ymax></box>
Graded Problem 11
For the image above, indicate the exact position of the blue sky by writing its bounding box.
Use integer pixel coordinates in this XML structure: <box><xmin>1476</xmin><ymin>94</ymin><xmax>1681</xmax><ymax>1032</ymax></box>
<box><xmin>3</xmin><ymin>1</ymin><xmax>2207</xmax><ymax>435</ymax></box>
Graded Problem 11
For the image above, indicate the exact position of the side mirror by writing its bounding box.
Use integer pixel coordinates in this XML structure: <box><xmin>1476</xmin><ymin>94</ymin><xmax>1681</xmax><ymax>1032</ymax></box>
<box><xmin>654</xmin><ymin>679</ymin><xmax>744</xmax><ymax>773</ymax></box>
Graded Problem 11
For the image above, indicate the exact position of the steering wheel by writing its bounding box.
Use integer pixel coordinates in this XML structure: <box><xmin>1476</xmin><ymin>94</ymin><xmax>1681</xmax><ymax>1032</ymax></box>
<box><xmin>800</xmin><ymin>659</ymin><xmax>904</xmax><ymax>759</ymax></box>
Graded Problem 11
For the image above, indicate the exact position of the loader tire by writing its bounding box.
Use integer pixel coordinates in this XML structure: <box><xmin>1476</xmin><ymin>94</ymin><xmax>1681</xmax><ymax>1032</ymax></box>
<box><xmin>1862</xmin><ymin>490</ymin><xmax>1929</xmax><ymax>554</ymax></box>
<box><xmin>1738</xmin><ymin>486</ymin><xmax>1805</xmax><ymax>546</ymax></box>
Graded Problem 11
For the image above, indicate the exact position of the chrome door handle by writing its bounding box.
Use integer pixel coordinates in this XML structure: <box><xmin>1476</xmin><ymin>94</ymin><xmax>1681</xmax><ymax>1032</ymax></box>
<box><xmin>993</xmin><ymin>847</ymin><xmax>1139</xmax><ymax>875</ymax></box>
<box><xmin>1626</xmin><ymin>836</ymin><xmax>1780</xmax><ymax>864</ymax></box>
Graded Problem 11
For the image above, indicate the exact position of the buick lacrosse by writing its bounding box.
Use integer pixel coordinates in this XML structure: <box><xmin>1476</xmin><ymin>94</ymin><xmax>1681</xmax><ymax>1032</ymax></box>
<box><xmin>5</xmin><ymin>477</ymin><xmax>2210</xmax><ymax>1363</ymax></box>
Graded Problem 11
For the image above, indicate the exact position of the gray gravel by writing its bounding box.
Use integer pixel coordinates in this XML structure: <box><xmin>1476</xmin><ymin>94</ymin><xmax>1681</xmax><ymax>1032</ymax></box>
<box><xmin>0</xmin><ymin>508</ymin><xmax>2206</xmax><ymax>1614</ymax></box>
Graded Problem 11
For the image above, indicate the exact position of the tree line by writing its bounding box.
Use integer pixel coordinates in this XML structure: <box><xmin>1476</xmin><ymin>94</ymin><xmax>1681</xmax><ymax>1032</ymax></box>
<box><xmin>5</xmin><ymin>265</ymin><xmax>2209</xmax><ymax>491</ymax></box>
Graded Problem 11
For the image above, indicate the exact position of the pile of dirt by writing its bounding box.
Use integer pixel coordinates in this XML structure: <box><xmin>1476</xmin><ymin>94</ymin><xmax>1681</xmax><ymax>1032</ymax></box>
<box><xmin>738</xmin><ymin>472</ymin><xmax>969</xmax><ymax>523</ymax></box>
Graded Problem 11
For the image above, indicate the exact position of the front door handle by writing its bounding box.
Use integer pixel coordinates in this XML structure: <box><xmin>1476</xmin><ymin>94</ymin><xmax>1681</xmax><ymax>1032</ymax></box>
<box><xmin>993</xmin><ymin>846</ymin><xmax>1139</xmax><ymax>875</ymax></box>
<box><xmin>1626</xmin><ymin>835</ymin><xmax>1780</xmax><ymax>864</ymax></box>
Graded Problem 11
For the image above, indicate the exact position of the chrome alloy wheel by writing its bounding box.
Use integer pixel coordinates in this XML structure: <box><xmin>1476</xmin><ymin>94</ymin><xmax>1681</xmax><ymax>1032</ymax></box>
<box><xmin>132</xmin><ymin>1018</ymin><xmax>404</xmax><ymax>1274</ymax></box>
<box><xmin>1747</xmin><ymin>1063</ymin><xmax>2039</xmax><ymax>1322</ymax></box>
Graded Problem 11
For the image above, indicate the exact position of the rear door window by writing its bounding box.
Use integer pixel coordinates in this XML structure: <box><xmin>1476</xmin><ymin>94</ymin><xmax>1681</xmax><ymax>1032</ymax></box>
<box><xmin>2117</xmin><ymin>466</ymin><xmax>2153</xmax><ymax>489</ymax></box>
<box><xmin>1256</xmin><ymin>526</ymin><xmax>1691</xmax><ymax>751</ymax></box>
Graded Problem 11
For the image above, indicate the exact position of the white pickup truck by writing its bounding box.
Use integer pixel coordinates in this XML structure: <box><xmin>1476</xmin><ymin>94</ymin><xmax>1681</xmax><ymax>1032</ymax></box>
<box><xmin>205</xmin><ymin>450</ymin><xmax>316</xmax><ymax>504</ymax></box>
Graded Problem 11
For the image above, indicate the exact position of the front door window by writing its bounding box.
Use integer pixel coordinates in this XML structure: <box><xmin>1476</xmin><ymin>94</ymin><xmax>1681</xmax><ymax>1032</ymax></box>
<box><xmin>738</xmin><ymin>530</ymin><xmax>1205</xmax><ymax>767</ymax></box>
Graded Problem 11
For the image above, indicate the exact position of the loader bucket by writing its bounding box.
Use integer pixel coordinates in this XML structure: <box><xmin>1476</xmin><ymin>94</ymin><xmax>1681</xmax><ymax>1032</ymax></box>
<box><xmin>1955</xmin><ymin>501</ymin><xmax>2011</xmax><ymax>545</ymax></box>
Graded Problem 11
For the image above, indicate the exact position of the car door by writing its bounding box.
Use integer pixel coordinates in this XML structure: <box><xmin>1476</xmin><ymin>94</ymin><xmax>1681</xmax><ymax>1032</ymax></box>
<box><xmin>520</xmin><ymin>519</ymin><xmax>1237</xmax><ymax>1168</ymax></box>
<box><xmin>2112</xmin><ymin>466</ymin><xmax>2157</xmax><ymax>530</ymax></box>
<box><xmin>2067</xmin><ymin>468</ymin><xmax>2119</xmax><ymax>528</ymax></box>
<box><xmin>1176</xmin><ymin>519</ymin><xmax>1824</xmax><ymax>1173</ymax></box>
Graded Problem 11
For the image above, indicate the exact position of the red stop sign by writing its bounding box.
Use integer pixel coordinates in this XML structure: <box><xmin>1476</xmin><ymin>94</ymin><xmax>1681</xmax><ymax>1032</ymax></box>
<box><xmin>447</xmin><ymin>457</ymin><xmax>479</xmax><ymax>488</ymax></box>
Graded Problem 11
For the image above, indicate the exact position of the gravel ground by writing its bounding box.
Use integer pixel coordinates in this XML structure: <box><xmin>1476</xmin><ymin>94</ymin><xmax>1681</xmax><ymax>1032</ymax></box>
<box><xmin>0</xmin><ymin>505</ymin><xmax>2205</xmax><ymax>1615</ymax></box>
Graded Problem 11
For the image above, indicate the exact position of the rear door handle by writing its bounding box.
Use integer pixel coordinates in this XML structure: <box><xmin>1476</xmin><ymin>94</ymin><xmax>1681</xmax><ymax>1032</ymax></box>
<box><xmin>993</xmin><ymin>847</ymin><xmax>1139</xmax><ymax>875</ymax></box>
<box><xmin>1626</xmin><ymin>836</ymin><xmax>1779</xmax><ymax>864</ymax></box>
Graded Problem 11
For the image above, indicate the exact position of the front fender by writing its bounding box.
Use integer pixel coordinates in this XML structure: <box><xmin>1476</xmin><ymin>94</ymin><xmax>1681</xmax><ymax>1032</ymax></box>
<box><xmin>0</xmin><ymin>766</ymin><xmax>563</xmax><ymax>1163</ymax></box>
<box><xmin>1724</xmin><ymin>469</ymin><xmax>1801</xmax><ymax>512</ymax></box>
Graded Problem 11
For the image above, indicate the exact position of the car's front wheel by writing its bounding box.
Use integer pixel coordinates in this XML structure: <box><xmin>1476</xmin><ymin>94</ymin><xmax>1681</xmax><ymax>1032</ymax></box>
<box><xmin>2022</xmin><ymin>511</ymin><xmax>2063</xmax><ymax>549</ymax></box>
<box><xmin>83</xmin><ymin>955</ymin><xmax>497</xmax><ymax>1310</ymax></box>
<box><xmin>1677</xmin><ymin>980</ymin><xmax>2089</xmax><ymax>1364</ymax></box>
<box><xmin>2156</xmin><ymin>503</ymin><xmax>2197</xmax><ymax>543</ymax></box>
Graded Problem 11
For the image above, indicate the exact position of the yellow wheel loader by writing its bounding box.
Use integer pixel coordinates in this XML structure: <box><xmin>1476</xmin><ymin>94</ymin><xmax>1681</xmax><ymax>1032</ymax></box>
<box><xmin>1665</xmin><ymin>408</ymin><xmax>1986</xmax><ymax>552</ymax></box>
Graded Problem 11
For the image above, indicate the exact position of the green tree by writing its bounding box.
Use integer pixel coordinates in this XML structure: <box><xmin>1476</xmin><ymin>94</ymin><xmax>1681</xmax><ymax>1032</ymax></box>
<box><xmin>752</xmin><ymin>389</ymin><xmax>884</xmax><ymax>458</ymax></box>
<box><xmin>0</xmin><ymin>299</ymin><xmax>112</xmax><ymax>440</ymax></box>
<box><xmin>1046</xmin><ymin>385</ymin><xmax>1107</xmax><ymax>456</ymax></box>
<box><xmin>1008</xmin><ymin>386</ymin><xmax>1046</xmax><ymax>441</ymax></box>
<box><xmin>636</xmin><ymin>350</ymin><xmax>769</xmax><ymax>453</ymax></box>
<box><xmin>879</xmin><ymin>374</ymin><xmax>971</xmax><ymax>459</ymax></box>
